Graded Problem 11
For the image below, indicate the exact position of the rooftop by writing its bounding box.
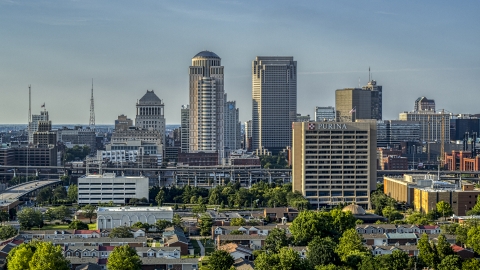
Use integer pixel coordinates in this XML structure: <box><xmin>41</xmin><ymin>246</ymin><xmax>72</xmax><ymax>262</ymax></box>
<box><xmin>97</xmin><ymin>206</ymin><xmax>173</xmax><ymax>212</ymax></box>
<box><xmin>193</xmin><ymin>50</ymin><xmax>220</xmax><ymax>59</ymax></box>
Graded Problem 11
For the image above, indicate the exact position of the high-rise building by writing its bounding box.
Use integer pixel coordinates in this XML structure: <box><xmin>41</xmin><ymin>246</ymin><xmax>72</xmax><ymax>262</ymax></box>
<box><xmin>376</xmin><ymin>120</ymin><xmax>421</xmax><ymax>148</ymax></box>
<box><xmin>335</xmin><ymin>80</ymin><xmax>382</xmax><ymax>122</ymax></box>
<box><xmin>189</xmin><ymin>51</ymin><xmax>224</xmax><ymax>163</ymax></box>
<box><xmin>115</xmin><ymin>115</ymin><xmax>133</xmax><ymax>131</ymax></box>
<box><xmin>252</xmin><ymin>56</ymin><xmax>297</xmax><ymax>154</ymax></box>
<box><xmin>399</xmin><ymin>111</ymin><xmax>450</xmax><ymax>143</ymax></box>
<box><xmin>180</xmin><ymin>105</ymin><xmax>190</xmax><ymax>153</ymax></box>
<box><xmin>315</xmin><ymin>106</ymin><xmax>335</xmax><ymax>122</ymax></box>
<box><xmin>414</xmin><ymin>97</ymin><xmax>435</xmax><ymax>112</ymax></box>
<box><xmin>224</xmin><ymin>99</ymin><xmax>241</xmax><ymax>153</ymax></box>
<box><xmin>244</xmin><ymin>120</ymin><xmax>252</xmax><ymax>152</ymax></box>
<box><xmin>292</xmin><ymin>121</ymin><xmax>377</xmax><ymax>210</ymax></box>
<box><xmin>135</xmin><ymin>90</ymin><xmax>166</xmax><ymax>144</ymax></box>
<box><xmin>28</xmin><ymin>110</ymin><xmax>49</xmax><ymax>143</ymax></box>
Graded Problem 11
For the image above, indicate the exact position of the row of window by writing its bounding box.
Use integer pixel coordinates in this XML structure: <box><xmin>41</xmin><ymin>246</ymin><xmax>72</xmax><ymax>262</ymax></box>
<box><xmin>305</xmin><ymin>191</ymin><xmax>368</xmax><ymax>197</ymax></box>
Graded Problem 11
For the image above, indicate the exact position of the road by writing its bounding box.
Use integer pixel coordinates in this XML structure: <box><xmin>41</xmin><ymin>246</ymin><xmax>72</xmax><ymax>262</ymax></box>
<box><xmin>0</xmin><ymin>180</ymin><xmax>60</xmax><ymax>206</ymax></box>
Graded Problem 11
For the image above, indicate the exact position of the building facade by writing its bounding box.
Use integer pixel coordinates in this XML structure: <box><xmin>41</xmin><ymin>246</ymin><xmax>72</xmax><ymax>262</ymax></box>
<box><xmin>180</xmin><ymin>105</ymin><xmax>190</xmax><ymax>153</ymax></box>
<box><xmin>78</xmin><ymin>173</ymin><xmax>149</xmax><ymax>205</ymax></box>
<box><xmin>414</xmin><ymin>97</ymin><xmax>435</xmax><ymax>112</ymax></box>
<box><xmin>398</xmin><ymin>111</ymin><xmax>450</xmax><ymax>143</ymax></box>
<box><xmin>252</xmin><ymin>56</ymin><xmax>297</xmax><ymax>154</ymax></box>
<box><xmin>244</xmin><ymin>120</ymin><xmax>252</xmax><ymax>152</ymax></box>
<box><xmin>292</xmin><ymin>121</ymin><xmax>377</xmax><ymax>209</ymax></box>
<box><xmin>315</xmin><ymin>106</ymin><xmax>336</xmax><ymax>122</ymax></box>
<box><xmin>28</xmin><ymin>110</ymin><xmax>49</xmax><ymax>143</ymax></box>
<box><xmin>57</xmin><ymin>126</ymin><xmax>96</xmax><ymax>152</ymax></box>
<box><xmin>224</xmin><ymin>100</ymin><xmax>241</xmax><ymax>153</ymax></box>
<box><xmin>362</xmin><ymin>80</ymin><xmax>382</xmax><ymax>120</ymax></box>
<box><xmin>189</xmin><ymin>51</ymin><xmax>224</xmax><ymax>163</ymax></box>
<box><xmin>135</xmin><ymin>90</ymin><xmax>166</xmax><ymax>144</ymax></box>
<box><xmin>376</xmin><ymin>120</ymin><xmax>421</xmax><ymax>148</ymax></box>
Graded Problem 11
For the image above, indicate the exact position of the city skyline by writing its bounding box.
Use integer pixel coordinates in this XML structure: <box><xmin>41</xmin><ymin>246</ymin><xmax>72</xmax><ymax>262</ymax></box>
<box><xmin>1</xmin><ymin>1</ymin><xmax>479</xmax><ymax>124</ymax></box>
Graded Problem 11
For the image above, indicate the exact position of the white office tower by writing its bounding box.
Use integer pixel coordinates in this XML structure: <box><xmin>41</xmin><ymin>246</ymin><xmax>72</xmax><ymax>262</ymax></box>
<box><xmin>135</xmin><ymin>90</ymin><xmax>166</xmax><ymax>144</ymax></box>
<box><xmin>252</xmin><ymin>56</ymin><xmax>297</xmax><ymax>154</ymax></box>
<box><xmin>315</xmin><ymin>106</ymin><xmax>336</xmax><ymax>122</ymax></box>
<box><xmin>224</xmin><ymin>99</ymin><xmax>241</xmax><ymax>154</ymax></box>
<box><xmin>189</xmin><ymin>51</ymin><xmax>225</xmax><ymax>164</ymax></box>
<box><xmin>28</xmin><ymin>110</ymin><xmax>49</xmax><ymax>144</ymax></box>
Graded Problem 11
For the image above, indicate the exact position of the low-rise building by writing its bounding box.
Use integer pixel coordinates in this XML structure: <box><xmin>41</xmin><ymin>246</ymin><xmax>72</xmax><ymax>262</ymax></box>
<box><xmin>216</xmin><ymin>235</ymin><xmax>266</xmax><ymax>250</ymax></box>
<box><xmin>78</xmin><ymin>173</ymin><xmax>149</xmax><ymax>205</ymax></box>
<box><xmin>96</xmin><ymin>206</ymin><xmax>173</xmax><ymax>229</ymax></box>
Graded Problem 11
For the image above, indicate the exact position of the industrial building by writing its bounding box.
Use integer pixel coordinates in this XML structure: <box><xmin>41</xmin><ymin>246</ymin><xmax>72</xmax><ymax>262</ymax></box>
<box><xmin>96</xmin><ymin>206</ymin><xmax>173</xmax><ymax>229</ymax></box>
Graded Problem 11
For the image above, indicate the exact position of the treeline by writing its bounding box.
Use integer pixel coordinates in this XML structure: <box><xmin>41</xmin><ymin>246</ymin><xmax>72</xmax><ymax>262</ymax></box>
<box><xmin>251</xmin><ymin>210</ymin><xmax>479</xmax><ymax>270</ymax></box>
<box><xmin>150</xmin><ymin>182</ymin><xmax>309</xmax><ymax>210</ymax></box>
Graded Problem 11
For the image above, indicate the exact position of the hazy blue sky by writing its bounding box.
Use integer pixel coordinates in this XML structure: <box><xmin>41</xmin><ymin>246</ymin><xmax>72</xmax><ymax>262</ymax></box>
<box><xmin>1</xmin><ymin>0</ymin><xmax>479</xmax><ymax>124</ymax></box>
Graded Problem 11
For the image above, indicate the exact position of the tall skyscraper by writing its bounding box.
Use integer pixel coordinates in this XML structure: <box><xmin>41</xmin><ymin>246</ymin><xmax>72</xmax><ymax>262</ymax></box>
<box><xmin>244</xmin><ymin>120</ymin><xmax>252</xmax><ymax>152</ymax></box>
<box><xmin>135</xmin><ymin>90</ymin><xmax>166</xmax><ymax>144</ymax></box>
<box><xmin>252</xmin><ymin>56</ymin><xmax>297</xmax><ymax>154</ymax></box>
<box><xmin>315</xmin><ymin>106</ymin><xmax>335</xmax><ymax>122</ymax></box>
<box><xmin>28</xmin><ymin>109</ymin><xmax>49</xmax><ymax>144</ymax></box>
<box><xmin>224</xmin><ymin>98</ymin><xmax>241</xmax><ymax>153</ymax></box>
<box><xmin>414</xmin><ymin>97</ymin><xmax>435</xmax><ymax>112</ymax></box>
<box><xmin>335</xmin><ymin>80</ymin><xmax>382</xmax><ymax>122</ymax></box>
<box><xmin>189</xmin><ymin>51</ymin><xmax>224</xmax><ymax>163</ymax></box>
<box><xmin>180</xmin><ymin>105</ymin><xmax>190</xmax><ymax>153</ymax></box>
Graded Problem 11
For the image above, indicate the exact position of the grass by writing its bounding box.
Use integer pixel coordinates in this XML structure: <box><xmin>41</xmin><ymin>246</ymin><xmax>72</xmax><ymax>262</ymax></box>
<box><xmin>191</xmin><ymin>239</ymin><xmax>201</xmax><ymax>255</ymax></box>
<box><xmin>202</xmin><ymin>238</ymin><xmax>215</xmax><ymax>255</ymax></box>
<box><xmin>33</xmin><ymin>224</ymin><xmax>70</xmax><ymax>230</ymax></box>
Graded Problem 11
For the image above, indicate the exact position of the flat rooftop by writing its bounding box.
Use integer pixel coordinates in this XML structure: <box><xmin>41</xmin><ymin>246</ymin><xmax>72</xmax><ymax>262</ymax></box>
<box><xmin>84</xmin><ymin>173</ymin><xmax>147</xmax><ymax>179</ymax></box>
<box><xmin>97</xmin><ymin>206</ymin><xmax>173</xmax><ymax>212</ymax></box>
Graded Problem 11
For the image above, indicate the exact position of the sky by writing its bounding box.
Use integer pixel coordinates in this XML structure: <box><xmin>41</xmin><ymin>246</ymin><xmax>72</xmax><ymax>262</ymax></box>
<box><xmin>1</xmin><ymin>0</ymin><xmax>479</xmax><ymax>125</ymax></box>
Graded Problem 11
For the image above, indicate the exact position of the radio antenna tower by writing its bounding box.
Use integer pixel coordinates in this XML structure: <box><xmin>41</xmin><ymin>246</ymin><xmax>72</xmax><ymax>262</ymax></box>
<box><xmin>89</xmin><ymin>79</ymin><xmax>95</xmax><ymax>130</ymax></box>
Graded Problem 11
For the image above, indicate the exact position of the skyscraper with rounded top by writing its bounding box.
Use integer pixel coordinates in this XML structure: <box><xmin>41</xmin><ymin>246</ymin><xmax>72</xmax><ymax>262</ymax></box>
<box><xmin>189</xmin><ymin>51</ymin><xmax>225</xmax><ymax>163</ymax></box>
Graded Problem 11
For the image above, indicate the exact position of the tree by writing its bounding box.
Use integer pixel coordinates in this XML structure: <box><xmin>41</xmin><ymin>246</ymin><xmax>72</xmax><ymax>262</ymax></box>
<box><xmin>107</xmin><ymin>245</ymin><xmax>142</xmax><ymax>270</ymax></box>
<box><xmin>230</xmin><ymin>217</ymin><xmax>246</xmax><ymax>226</ymax></box>
<box><xmin>437</xmin><ymin>255</ymin><xmax>462</xmax><ymax>270</ymax></box>
<box><xmin>278</xmin><ymin>247</ymin><xmax>304</xmax><ymax>270</ymax></box>
<box><xmin>0</xmin><ymin>211</ymin><xmax>9</xmax><ymax>223</ymax></box>
<box><xmin>46</xmin><ymin>205</ymin><xmax>71</xmax><ymax>222</ymax></box>
<box><xmin>67</xmin><ymin>184</ymin><xmax>78</xmax><ymax>202</ymax></box>
<box><xmin>17</xmin><ymin>208</ymin><xmax>43</xmax><ymax>230</ymax></box>
<box><xmin>132</xmin><ymin>222</ymin><xmax>151</xmax><ymax>232</ymax></box>
<box><xmin>335</xmin><ymin>228</ymin><xmax>368</xmax><ymax>264</ymax></box>
<box><xmin>382</xmin><ymin>206</ymin><xmax>404</xmax><ymax>222</ymax></box>
<box><xmin>155</xmin><ymin>190</ymin><xmax>165</xmax><ymax>206</ymax></box>
<box><xmin>436</xmin><ymin>234</ymin><xmax>454</xmax><ymax>260</ymax></box>
<box><xmin>264</xmin><ymin>228</ymin><xmax>289</xmax><ymax>253</ymax></box>
<box><xmin>466</xmin><ymin>225</ymin><xmax>480</xmax><ymax>253</ymax></box>
<box><xmin>254</xmin><ymin>251</ymin><xmax>279</xmax><ymax>270</ymax></box>
<box><xmin>7</xmin><ymin>242</ymin><xmax>35</xmax><ymax>270</ymax></box>
<box><xmin>36</xmin><ymin>187</ymin><xmax>51</xmax><ymax>204</ymax></box>
<box><xmin>230</xmin><ymin>230</ymin><xmax>243</xmax><ymax>235</ymax></box>
<box><xmin>0</xmin><ymin>225</ymin><xmax>17</xmax><ymax>240</ymax></box>
<box><xmin>418</xmin><ymin>233</ymin><xmax>440</xmax><ymax>269</ymax></box>
<box><xmin>462</xmin><ymin>258</ymin><xmax>480</xmax><ymax>270</ymax></box>
<box><xmin>307</xmin><ymin>236</ymin><xmax>338</xmax><ymax>266</ymax></box>
<box><xmin>172</xmin><ymin>213</ymin><xmax>182</xmax><ymax>227</ymax></box>
<box><xmin>68</xmin><ymin>220</ymin><xmax>89</xmax><ymax>230</ymax></box>
<box><xmin>199</xmin><ymin>214</ymin><xmax>213</xmax><ymax>236</ymax></box>
<box><xmin>467</xmin><ymin>196</ymin><xmax>480</xmax><ymax>215</ymax></box>
<box><xmin>155</xmin><ymin>220</ymin><xmax>172</xmax><ymax>232</ymax></box>
<box><xmin>8</xmin><ymin>241</ymin><xmax>70</xmax><ymax>270</ymax></box>
<box><xmin>53</xmin><ymin>186</ymin><xmax>67</xmax><ymax>201</ymax></box>
<box><xmin>436</xmin><ymin>201</ymin><xmax>454</xmax><ymax>220</ymax></box>
<box><xmin>386</xmin><ymin>250</ymin><xmax>410</xmax><ymax>270</ymax></box>
<box><xmin>406</xmin><ymin>211</ymin><xmax>429</xmax><ymax>225</ymax></box>
<box><xmin>82</xmin><ymin>204</ymin><xmax>96</xmax><ymax>223</ymax></box>
<box><xmin>208</xmin><ymin>250</ymin><xmax>234</xmax><ymax>270</ymax></box>
<box><xmin>110</xmin><ymin>226</ymin><xmax>133</xmax><ymax>238</ymax></box>
<box><xmin>29</xmin><ymin>241</ymin><xmax>70</xmax><ymax>270</ymax></box>
<box><xmin>290</xmin><ymin>211</ymin><xmax>332</xmax><ymax>245</ymax></box>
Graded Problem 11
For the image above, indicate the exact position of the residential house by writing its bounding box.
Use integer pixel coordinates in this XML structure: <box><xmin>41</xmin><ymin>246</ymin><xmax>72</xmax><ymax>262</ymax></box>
<box><xmin>216</xmin><ymin>235</ymin><xmax>266</xmax><ymax>250</ymax></box>
<box><xmin>218</xmin><ymin>243</ymin><xmax>253</xmax><ymax>260</ymax></box>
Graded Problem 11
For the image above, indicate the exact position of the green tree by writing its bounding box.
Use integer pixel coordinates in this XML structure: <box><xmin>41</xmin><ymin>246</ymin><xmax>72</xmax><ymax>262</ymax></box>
<box><xmin>335</xmin><ymin>228</ymin><xmax>368</xmax><ymax>264</ymax></box>
<box><xmin>406</xmin><ymin>211</ymin><xmax>429</xmax><ymax>225</ymax></box>
<box><xmin>254</xmin><ymin>251</ymin><xmax>279</xmax><ymax>270</ymax></box>
<box><xmin>436</xmin><ymin>234</ymin><xmax>454</xmax><ymax>260</ymax></box>
<box><xmin>264</xmin><ymin>228</ymin><xmax>289</xmax><ymax>253</ymax></box>
<box><xmin>208</xmin><ymin>250</ymin><xmax>235</xmax><ymax>270</ymax></box>
<box><xmin>155</xmin><ymin>220</ymin><xmax>172</xmax><ymax>232</ymax></box>
<box><xmin>172</xmin><ymin>213</ymin><xmax>182</xmax><ymax>227</ymax></box>
<box><xmin>437</xmin><ymin>255</ymin><xmax>462</xmax><ymax>270</ymax></box>
<box><xmin>462</xmin><ymin>258</ymin><xmax>480</xmax><ymax>270</ymax></box>
<box><xmin>17</xmin><ymin>208</ymin><xmax>43</xmax><ymax>230</ymax></box>
<box><xmin>230</xmin><ymin>217</ymin><xmax>246</xmax><ymax>226</ymax></box>
<box><xmin>436</xmin><ymin>201</ymin><xmax>454</xmax><ymax>220</ymax></box>
<box><xmin>82</xmin><ymin>204</ymin><xmax>96</xmax><ymax>223</ymax></box>
<box><xmin>278</xmin><ymin>247</ymin><xmax>304</xmax><ymax>270</ymax></box>
<box><xmin>67</xmin><ymin>184</ymin><xmax>78</xmax><ymax>202</ymax></box>
<box><xmin>0</xmin><ymin>211</ymin><xmax>9</xmax><ymax>223</ymax></box>
<box><xmin>110</xmin><ymin>226</ymin><xmax>133</xmax><ymax>238</ymax></box>
<box><xmin>199</xmin><ymin>214</ymin><xmax>213</xmax><ymax>236</ymax></box>
<box><xmin>29</xmin><ymin>241</ymin><xmax>70</xmax><ymax>270</ymax></box>
<box><xmin>418</xmin><ymin>233</ymin><xmax>440</xmax><ymax>269</ymax></box>
<box><xmin>388</xmin><ymin>250</ymin><xmax>410</xmax><ymax>270</ymax></box>
<box><xmin>0</xmin><ymin>225</ymin><xmax>17</xmax><ymax>240</ymax></box>
<box><xmin>330</xmin><ymin>208</ymin><xmax>356</xmax><ymax>235</ymax></box>
<box><xmin>230</xmin><ymin>230</ymin><xmax>243</xmax><ymax>235</ymax></box>
<box><xmin>155</xmin><ymin>190</ymin><xmax>165</xmax><ymax>206</ymax></box>
<box><xmin>53</xmin><ymin>186</ymin><xmax>67</xmax><ymax>201</ymax></box>
<box><xmin>36</xmin><ymin>187</ymin><xmax>51</xmax><ymax>204</ymax></box>
<box><xmin>68</xmin><ymin>220</ymin><xmax>89</xmax><ymax>230</ymax></box>
<box><xmin>467</xmin><ymin>196</ymin><xmax>480</xmax><ymax>215</ymax></box>
<box><xmin>132</xmin><ymin>222</ymin><xmax>151</xmax><ymax>232</ymax></box>
<box><xmin>307</xmin><ymin>236</ymin><xmax>338</xmax><ymax>266</ymax></box>
<box><xmin>7</xmin><ymin>242</ymin><xmax>35</xmax><ymax>270</ymax></box>
<box><xmin>46</xmin><ymin>205</ymin><xmax>71</xmax><ymax>222</ymax></box>
<box><xmin>382</xmin><ymin>206</ymin><xmax>404</xmax><ymax>222</ymax></box>
<box><xmin>107</xmin><ymin>245</ymin><xmax>142</xmax><ymax>270</ymax></box>
<box><xmin>466</xmin><ymin>225</ymin><xmax>480</xmax><ymax>253</ymax></box>
<box><xmin>290</xmin><ymin>211</ymin><xmax>332</xmax><ymax>245</ymax></box>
